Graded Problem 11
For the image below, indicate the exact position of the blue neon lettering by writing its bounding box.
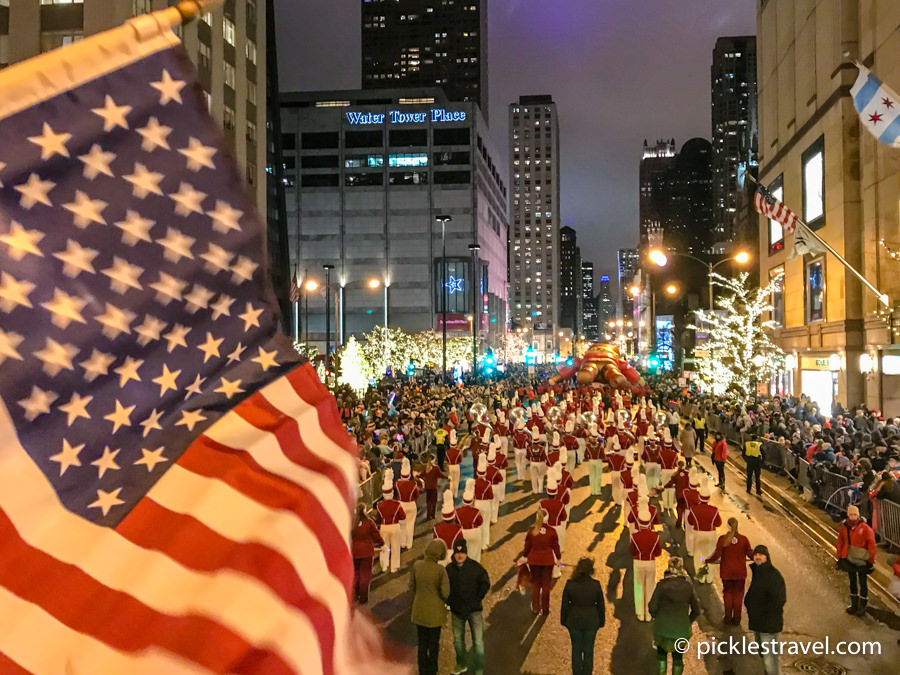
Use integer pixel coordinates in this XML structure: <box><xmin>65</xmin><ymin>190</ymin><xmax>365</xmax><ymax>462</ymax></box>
<box><xmin>345</xmin><ymin>111</ymin><xmax>385</xmax><ymax>125</ymax></box>
<box><xmin>345</xmin><ymin>109</ymin><xmax>467</xmax><ymax>125</ymax></box>
<box><xmin>431</xmin><ymin>108</ymin><xmax>467</xmax><ymax>122</ymax></box>
<box><xmin>389</xmin><ymin>110</ymin><xmax>428</xmax><ymax>123</ymax></box>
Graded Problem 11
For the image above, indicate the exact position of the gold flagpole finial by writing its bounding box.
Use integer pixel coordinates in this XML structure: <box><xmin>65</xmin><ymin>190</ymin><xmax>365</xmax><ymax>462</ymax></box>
<box><xmin>174</xmin><ymin>0</ymin><xmax>225</xmax><ymax>25</ymax></box>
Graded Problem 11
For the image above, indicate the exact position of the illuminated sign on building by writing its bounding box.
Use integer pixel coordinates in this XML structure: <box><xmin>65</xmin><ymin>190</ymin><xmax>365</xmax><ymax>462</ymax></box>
<box><xmin>345</xmin><ymin>108</ymin><xmax>467</xmax><ymax>125</ymax></box>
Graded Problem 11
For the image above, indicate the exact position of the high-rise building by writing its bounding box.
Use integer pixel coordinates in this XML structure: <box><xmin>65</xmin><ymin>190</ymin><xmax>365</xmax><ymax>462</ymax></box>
<box><xmin>361</xmin><ymin>0</ymin><xmax>488</xmax><ymax>121</ymax></box>
<box><xmin>0</xmin><ymin>0</ymin><xmax>267</xmax><ymax>207</ymax></box>
<box><xmin>711</xmin><ymin>36</ymin><xmax>757</xmax><ymax>246</ymax></box>
<box><xmin>639</xmin><ymin>139</ymin><xmax>676</xmax><ymax>248</ymax></box>
<box><xmin>757</xmin><ymin>0</ymin><xmax>900</xmax><ymax>413</ymax></box>
<box><xmin>509</xmin><ymin>95</ymin><xmax>560</xmax><ymax>360</ymax></box>
<box><xmin>560</xmin><ymin>226</ymin><xmax>582</xmax><ymax>334</ymax></box>
<box><xmin>581</xmin><ymin>261</ymin><xmax>598</xmax><ymax>340</ymax></box>
<box><xmin>617</xmin><ymin>248</ymin><xmax>639</xmax><ymax>318</ymax></box>
<box><xmin>280</xmin><ymin>88</ymin><xmax>508</xmax><ymax>353</ymax></box>
<box><xmin>597</xmin><ymin>275</ymin><xmax>614</xmax><ymax>330</ymax></box>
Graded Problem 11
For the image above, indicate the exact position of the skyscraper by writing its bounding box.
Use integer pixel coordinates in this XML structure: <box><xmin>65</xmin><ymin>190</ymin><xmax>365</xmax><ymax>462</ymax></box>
<box><xmin>711</xmin><ymin>36</ymin><xmax>757</xmax><ymax>246</ymax></box>
<box><xmin>0</xmin><ymin>0</ymin><xmax>267</xmax><ymax>208</ymax></box>
<box><xmin>639</xmin><ymin>139</ymin><xmax>676</xmax><ymax>247</ymax></box>
<box><xmin>509</xmin><ymin>95</ymin><xmax>560</xmax><ymax>359</ymax></box>
<box><xmin>581</xmin><ymin>261</ymin><xmax>598</xmax><ymax>340</ymax></box>
<box><xmin>617</xmin><ymin>248</ymin><xmax>639</xmax><ymax>318</ymax></box>
<box><xmin>560</xmin><ymin>226</ymin><xmax>582</xmax><ymax>334</ymax></box>
<box><xmin>597</xmin><ymin>275</ymin><xmax>613</xmax><ymax>333</ymax></box>
<box><xmin>361</xmin><ymin>0</ymin><xmax>488</xmax><ymax>121</ymax></box>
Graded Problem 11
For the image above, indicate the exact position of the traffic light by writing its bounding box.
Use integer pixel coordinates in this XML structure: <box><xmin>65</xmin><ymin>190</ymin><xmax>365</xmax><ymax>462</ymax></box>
<box><xmin>566</xmin><ymin>357</ymin><xmax>573</xmax><ymax>367</ymax></box>
<box><xmin>648</xmin><ymin>354</ymin><xmax>661</xmax><ymax>372</ymax></box>
<box><xmin>484</xmin><ymin>348</ymin><xmax>495</xmax><ymax>366</ymax></box>
<box><xmin>407</xmin><ymin>361</ymin><xmax>415</xmax><ymax>377</ymax></box>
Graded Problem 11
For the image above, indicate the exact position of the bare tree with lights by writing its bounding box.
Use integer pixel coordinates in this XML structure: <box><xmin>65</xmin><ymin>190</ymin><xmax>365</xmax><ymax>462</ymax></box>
<box><xmin>690</xmin><ymin>272</ymin><xmax>785</xmax><ymax>396</ymax></box>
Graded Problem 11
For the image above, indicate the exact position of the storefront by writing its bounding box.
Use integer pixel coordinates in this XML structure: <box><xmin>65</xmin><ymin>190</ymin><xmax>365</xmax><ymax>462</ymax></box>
<box><xmin>799</xmin><ymin>355</ymin><xmax>838</xmax><ymax>414</ymax></box>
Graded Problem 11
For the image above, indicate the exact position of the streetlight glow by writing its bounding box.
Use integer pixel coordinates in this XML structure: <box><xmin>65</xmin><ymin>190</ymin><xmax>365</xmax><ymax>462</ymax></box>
<box><xmin>305</xmin><ymin>280</ymin><xmax>318</xmax><ymax>291</ymax></box>
<box><xmin>649</xmin><ymin>249</ymin><xmax>668</xmax><ymax>266</ymax></box>
<box><xmin>368</xmin><ymin>278</ymin><xmax>381</xmax><ymax>288</ymax></box>
<box><xmin>735</xmin><ymin>251</ymin><xmax>750</xmax><ymax>264</ymax></box>
<box><xmin>629</xmin><ymin>285</ymin><xmax>640</xmax><ymax>297</ymax></box>
<box><xmin>666</xmin><ymin>284</ymin><xmax>678</xmax><ymax>295</ymax></box>
<box><xmin>616</xmin><ymin>320</ymin><xmax>624</xmax><ymax>327</ymax></box>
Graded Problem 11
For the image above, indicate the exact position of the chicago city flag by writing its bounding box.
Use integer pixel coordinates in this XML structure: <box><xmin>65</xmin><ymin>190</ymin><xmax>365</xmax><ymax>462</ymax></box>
<box><xmin>851</xmin><ymin>62</ymin><xmax>900</xmax><ymax>148</ymax></box>
<box><xmin>0</xmin><ymin>7</ymin><xmax>395</xmax><ymax>675</ymax></box>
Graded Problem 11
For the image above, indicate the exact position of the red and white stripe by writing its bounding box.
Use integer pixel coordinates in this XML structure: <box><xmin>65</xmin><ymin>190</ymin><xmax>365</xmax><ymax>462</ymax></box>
<box><xmin>0</xmin><ymin>363</ymin><xmax>365</xmax><ymax>675</ymax></box>
<box><xmin>754</xmin><ymin>189</ymin><xmax>799</xmax><ymax>234</ymax></box>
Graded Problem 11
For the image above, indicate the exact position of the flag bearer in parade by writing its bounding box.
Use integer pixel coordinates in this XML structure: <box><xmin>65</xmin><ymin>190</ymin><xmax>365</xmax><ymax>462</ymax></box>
<box><xmin>457</xmin><ymin>479</ymin><xmax>485</xmax><ymax>563</ymax></box>
<box><xmin>396</xmin><ymin>457</ymin><xmax>421</xmax><ymax>549</ymax></box>
<box><xmin>377</xmin><ymin>472</ymin><xmax>406</xmax><ymax>573</ymax></box>
<box><xmin>433</xmin><ymin>490</ymin><xmax>464</xmax><ymax>565</ymax></box>
<box><xmin>630</xmin><ymin>504</ymin><xmax>662</xmax><ymax>622</ymax></box>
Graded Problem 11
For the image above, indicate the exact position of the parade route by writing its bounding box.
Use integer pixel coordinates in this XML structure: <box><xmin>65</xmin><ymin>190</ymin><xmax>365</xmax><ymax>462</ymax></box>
<box><xmin>365</xmin><ymin>446</ymin><xmax>900</xmax><ymax>674</ymax></box>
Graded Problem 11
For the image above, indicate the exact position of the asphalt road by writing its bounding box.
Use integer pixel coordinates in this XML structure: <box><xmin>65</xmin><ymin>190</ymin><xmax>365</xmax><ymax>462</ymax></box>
<box><xmin>365</xmin><ymin>445</ymin><xmax>900</xmax><ymax>674</ymax></box>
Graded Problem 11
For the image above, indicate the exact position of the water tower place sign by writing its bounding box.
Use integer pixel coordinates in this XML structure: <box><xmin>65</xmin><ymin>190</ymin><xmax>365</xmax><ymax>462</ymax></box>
<box><xmin>345</xmin><ymin>108</ymin><xmax>467</xmax><ymax>125</ymax></box>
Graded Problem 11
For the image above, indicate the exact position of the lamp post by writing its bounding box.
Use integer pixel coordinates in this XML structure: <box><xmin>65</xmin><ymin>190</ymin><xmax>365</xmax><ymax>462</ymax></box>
<box><xmin>649</xmin><ymin>248</ymin><xmax>749</xmax><ymax>311</ymax></box>
<box><xmin>323</xmin><ymin>264</ymin><xmax>334</xmax><ymax>371</ymax></box>
<box><xmin>436</xmin><ymin>215</ymin><xmax>452</xmax><ymax>382</ymax></box>
<box><xmin>468</xmin><ymin>242</ymin><xmax>481</xmax><ymax>377</ymax></box>
<box><xmin>304</xmin><ymin>272</ymin><xmax>315</xmax><ymax>357</ymax></box>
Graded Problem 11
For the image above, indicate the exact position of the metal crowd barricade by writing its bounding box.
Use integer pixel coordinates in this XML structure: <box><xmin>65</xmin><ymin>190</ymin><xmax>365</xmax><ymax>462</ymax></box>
<box><xmin>819</xmin><ymin>470</ymin><xmax>853</xmax><ymax>513</ymax></box>
<box><xmin>761</xmin><ymin>440</ymin><xmax>784</xmax><ymax>470</ymax></box>
<box><xmin>874</xmin><ymin>499</ymin><xmax>900</xmax><ymax>550</ymax></box>
<box><xmin>797</xmin><ymin>458</ymin><xmax>812</xmax><ymax>491</ymax></box>
<box><xmin>359</xmin><ymin>469</ymin><xmax>386</xmax><ymax>513</ymax></box>
<box><xmin>781</xmin><ymin>447</ymin><xmax>798</xmax><ymax>473</ymax></box>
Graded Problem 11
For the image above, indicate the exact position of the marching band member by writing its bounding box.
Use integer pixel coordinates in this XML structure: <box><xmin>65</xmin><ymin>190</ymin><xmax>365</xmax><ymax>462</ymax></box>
<box><xmin>585</xmin><ymin>422</ymin><xmax>606</xmax><ymax>495</ymax></box>
<box><xmin>457</xmin><ymin>479</ymin><xmax>485</xmax><ymax>562</ymax></box>
<box><xmin>474</xmin><ymin>455</ymin><xmax>494</xmax><ymax>549</ymax></box>
<box><xmin>446</xmin><ymin>428</ymin><xmax>463</xmax><ymax>497</ymax></box>
<box><xmin>377</xmin><ymin>472</ymin><xmax>406</xmax><ymax>573</ymax></box>
<box><xmin>433</xmin><ymin>489</ymin><xmax>464</xmax><ymax>565</ymax></box>
<box><xmin>630</xmin><ymin>503</ymin><xmax>662</xmax><ymax>622</ymax></box>
<box><xmin>512</xmin><ymin>417</ymin><xmax>531</xmax><ymax>482</ymax></box>
<box><xmin>395</xmin><ymin>457</ymin><xmax>420</xmax><ymax>549</ymax></box>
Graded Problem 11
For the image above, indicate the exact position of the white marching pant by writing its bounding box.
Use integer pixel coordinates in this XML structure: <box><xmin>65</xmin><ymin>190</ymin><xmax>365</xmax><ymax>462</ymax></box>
<box><xmin>693</xmin><ymin>530</ymin><xmax>718</xmax><ymax>579</ymax></box>
<box><xmin>645</xmin><ymin>462</ymin><xmax>661</xmax><ymax>490</ymax></box>
<box><xmin>567</xmin><ymin>448</ymin><xmax>578</xmax><ymax>468</ymax></box>
<box><xmin>449</xmin><ymin>464</ymin><xmax>461</xmax><ymax>497</ymax></box>
<box><xmin>661</xmin><ymin>487</ymin><xmax>676</xmax><ymax>510</ymax></box>
<box><xmin>612</xmin><ymin>472</ymin><xmax>625</xmax><ymax>506</ymax></box>
<box><xmin>500</xmin><ymin>436</ymin><xmax>509</xmax><ymax>455</ymax></box>
<box><xmin>530</xmin><ymin>462</ymin><xmax>546</xmax><ymax>494</ymax></box>
<box><xmin>514</xmin><ymin>449</ymin><xmax>528</xmax><ymax>480</ymax></box>
<box><xmin>461</xmin><ymin>527</ymin><xmax>483</xmax><ymax>563</ymax></box>
<box><xmin>379</xmin><ymin>523</ymin><xmax>402</xmax><ymax>573</ymax></box>
<box><xmin>490</xmin><ymin>487</ymin><xmax>501</xmax><ymax>523</ymax></box>
<box><xmin>474</xmin><ymin>499</ymin><xmax>492</xmax><ymax>548</ymax></box>
<box><xmin>576</xmin><ymin>439</ymin><xmax>586</xmax><ymax>464</ymax></box>
<box><xmin>633</xmin><ymin>559</ymin><xmax>657</xmax><ymax>622</ymax></box>
<box><xmin>399</xmin><ymin>501</ymin><xmax>416</xmax><ymax>548</ymax></box>
<box><xmin>498</xmin><ymin>469</ymin><xmax>507</xmax><ymax>502</ymax></box>
<box><xmin>684</xmin><ymin>521</ymin><xmax>696</xmax><ymax>556</ymax></box>
<box><xmin>552</xmin><ymin>522</ymin><xmax>567</xmax><ymax>554</ymax></box>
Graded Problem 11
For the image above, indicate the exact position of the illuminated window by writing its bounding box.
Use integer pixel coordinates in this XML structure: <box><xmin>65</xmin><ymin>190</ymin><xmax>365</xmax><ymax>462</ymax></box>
<box><xmin>767</xmin><ymin>175</ymin><xmax>785</xmax><ymax>254</ymax></box>
<box><xmin>245</xmin><ymin>39</ymin><xmax>257</xmax><ymax>65</ymax></box>
<box><xmin>770</xmin><ymin>266</ymin><xmax>784</xmax><ymax>327</ymax></box>
<box><xmin>802</xmin><ymin>136</ymin><xmax>825</xmax><ymax>227</ymax></box>
<box><xmin>223</xmin><ymin>17</ymin><xmax>236</xmax><ymax>46</ymax></box>
<box><xmin>806</xmin><ymin>258</ymin><xmax>825</xmax><ymax>323</ymax></box>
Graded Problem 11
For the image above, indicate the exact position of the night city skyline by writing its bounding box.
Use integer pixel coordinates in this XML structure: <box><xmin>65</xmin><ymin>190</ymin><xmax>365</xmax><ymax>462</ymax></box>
<box><xmin>275</xmin><ymin>0</ymin><xmax>757</xmax><ymax>279</ymax></box>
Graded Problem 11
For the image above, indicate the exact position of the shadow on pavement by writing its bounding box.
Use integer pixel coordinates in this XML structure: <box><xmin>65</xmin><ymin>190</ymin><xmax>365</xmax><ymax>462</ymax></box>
<box><xmin>587</xmin><ymin>503</ymin><xmax>621</xmax><ymax>553</ymax></box>
<box><xmin>483</xmin><ymin>593</ymin><xmax>547</xmax><ymax>675</ymax></box>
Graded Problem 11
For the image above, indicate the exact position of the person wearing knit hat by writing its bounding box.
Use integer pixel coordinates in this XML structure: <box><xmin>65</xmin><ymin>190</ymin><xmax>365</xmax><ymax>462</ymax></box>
<box><xmin>512</xmin><ymin>418</ymin><xmax>531</xmax><ymax>484</ymax></box>
<box><xmin>376</xmin><ymin>472</ymin><xmax>406</xmax><ymax>573</ymax></box>
<box><xmin>352</xmin><ymin>503</ymin><xmax>385</xmax><ymax>605</ymax></box>
<box><xmin>744</xmin><ymin>544</ymin><xmax>786</xmax><ymax>675</ymax></box>
<box><xmin>446</xmin><ymin>428</ymin><xmax>463</xmax><ymax>498</ymax></box>
<box><xmin>649</xmin><ymin>557</ymin><xmax>699</xmax><ymax>675</ymax></box>
<box><xmin>836</xmin><ymin>503</ymin><xmax>876</xmax><ymax>617</ymax></box>
<box><xmin>456</xmin><ymin>479</ymin><xmax>484</xmax><ymax>562</ymax></box>
<box><xmin>688</xmin><ymin>478</ymin><xmax>723</xmax><ymax>582</ymax></box>
<box><xmin>585</xmin><ymin>423</ymin><xmax>605</xmax><ymax>495</ymax></box>
<box><xmin>529</xmin><ymin>426</ymin><xmax>548</xmax><ymax>494</ymax></box>
<box><xmin>433</xmin><ymin>489</ymin><xmax>463</xmax><ymax>565</ymax></box>
<box><xmin>395</xmin><ymin>457</ymin><xmax>420</xmax><ymax>550</ymax></box>
<box><xmin>631</xmin><ymin>501</ymin><xmax>662</xmax><ymax>622</ymax></box>
<box><xmin>473</xmin><ymin>454</ymin><xmax>494</xmax><ymax>550</ymax></box>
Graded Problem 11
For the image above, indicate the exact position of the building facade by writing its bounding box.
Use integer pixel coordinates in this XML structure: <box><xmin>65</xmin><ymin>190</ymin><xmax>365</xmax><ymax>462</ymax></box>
<box><xmin>509</xmin><ymin>95</ymin><xmax>560</xmax><ymax>360</ymax></box>
<box><xmin>711</xmin><ymin>35</ymin><xmax>758</xmax><ymax>248</ymax></box>
<box><xmin>639</xmin><ymin>139</ymin><xmax>676</xmax><ymax>248</ymax></box>
<box><xmin>597</xmin><ymin>275</ymin><xmax>614</xmax><ymax>332</ymax></box>
<box><xmin>280</xmin><ymin>88</ymin><xmax>508</xmax><ymax>355</ymax></box>
<box><xmin>757</xmin><ymin>0</ymin><xmax>900</xmax><ymax>414</ymax></box>
<box><xmin>559</xmin><ymin>225</ymin><xmax>582</xmax><ymax>334</ymax></box>
<box><xmin>361</xmin><ymin>0</ymin><xmax>488</xmax><ymax>121</ymax></box>
<box><xmin>581</xmin><ymin>261</ymin><xmax>598</xmax><ymax>340</ymax></box>
<box><xmin>617</xmin><ymin>248</ymin><xmax>639</xmax><ymax>319</ymax></box>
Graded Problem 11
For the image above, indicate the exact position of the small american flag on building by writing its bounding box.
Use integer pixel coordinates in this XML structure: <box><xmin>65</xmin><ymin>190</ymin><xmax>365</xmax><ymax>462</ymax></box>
<box><xmin>0</xmin><ymin>9</ymin><xmax>397</xmax><ymax>675</ymax></box>
<box><xmin>754</xmin><ymin>183</ymin><xmax>799</xmax><ymax>235</ymax></box>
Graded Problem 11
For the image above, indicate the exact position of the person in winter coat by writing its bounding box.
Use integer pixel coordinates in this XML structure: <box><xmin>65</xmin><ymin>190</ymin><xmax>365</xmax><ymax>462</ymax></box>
<box><xmin>420</xmin><ymin>454</ymin><xmax>448</xmax><ymax>520</ymax></box>
<box><xmin>446</xmin><ymin>539</ymin><xmax>490</xmax><ymax>675</ymax></box>
<box><xmin>712</xmin><ymin>433</ymin><xmax>728</xmax><ymax>489</ymax></box>
<box><xmin>649</xmin><ymin>557</ymin><xmax>700</xmax><ymax>675</ymax></box>
<box><xmin>410</xmin><ymin>540</ymin><xmax>451</xmax><ymax>675</ymax></box>
<box><xmin>678</xmin><ymin>424</ymin><xmax>696</xmax><ymax>468</ymax></box>
<box><xmin>704</xmin><ymin>518</ymin><xmax>753</xmax><ymax>625</ymax></box>
<box><xmin>835</xmin><ymin>504</ymin><xmax>877</xmax><ymax>616</ymax></box>
<box><xmin>351</xmin><ymin>503</ymin><xmax>384</xmax><ymax>605</ymax></box>
<box><xmin>743</xmin><ymin>545</ymin><xmax>786</xmax><ymax>675</ymax></box>
<box><xmin>561</xmin><ymin>558</ymin><xmax>606</xmax><ymax>675</ymax></box>
<box><xmin>520</xmin><ymin>508</ymin><xmax>561</xmax><ymax>615</ymax></box>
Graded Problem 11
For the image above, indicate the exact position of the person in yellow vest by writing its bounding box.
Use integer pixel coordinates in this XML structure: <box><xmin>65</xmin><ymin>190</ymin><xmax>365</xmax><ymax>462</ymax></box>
<box><xmin>744</xmin><ymin>435</ymin><xmax>763</xmax><ymax>495</ymax></box>
<box><xmin>692</xmin><ymin>411</ymin><xmax>707</xmax><ymax>453</ymax></box>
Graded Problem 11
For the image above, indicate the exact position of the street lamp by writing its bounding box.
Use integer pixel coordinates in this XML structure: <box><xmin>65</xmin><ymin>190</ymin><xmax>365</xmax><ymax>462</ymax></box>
<box><xmin>323</xmin><ymin>264</ymin><xmax>334</xmax><ymax>370</ymax></box>
<box><xmin>468</xmin><ymin>242</ymin><xmax>481</xmax><ymax>376</ymax></box>
<box><xmin>436</xmin><ymin>215</ymin><xmax>452</xmax><ymax>382</ymax></box>
<box><xmin>649</xmin><ymin>248</ymin><xmax>750</xmax><ymax>310</ymax></box>
<box><xmin>666</xmin><ymin>284</ymin><xmax>678</xmax><ymax>295</ymax></box>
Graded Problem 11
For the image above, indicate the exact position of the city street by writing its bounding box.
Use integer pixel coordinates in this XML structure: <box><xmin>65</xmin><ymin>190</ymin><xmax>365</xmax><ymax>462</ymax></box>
<box><xmin>366</xmin><ymin>445</ymin><xmax>900</xmax><ymax>674</ymax></box>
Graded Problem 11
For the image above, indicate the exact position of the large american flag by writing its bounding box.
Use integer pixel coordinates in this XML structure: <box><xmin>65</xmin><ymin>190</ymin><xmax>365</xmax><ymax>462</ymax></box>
<box><xmin>0</xmin><ymin>14</ymin><xmax>387</xmax><ymax>675</ymax></box>
<box><xmin>754</xmin><ymin>183</ymin><xmax>799</xmax><ymax>235</ymax></box>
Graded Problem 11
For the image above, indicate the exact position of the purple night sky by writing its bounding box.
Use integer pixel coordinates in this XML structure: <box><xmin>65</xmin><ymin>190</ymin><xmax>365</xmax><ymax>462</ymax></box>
<box><xmin>275</xmin><ymin>0</ymin><xmax>757</xmax><ymax>280</ymax></box>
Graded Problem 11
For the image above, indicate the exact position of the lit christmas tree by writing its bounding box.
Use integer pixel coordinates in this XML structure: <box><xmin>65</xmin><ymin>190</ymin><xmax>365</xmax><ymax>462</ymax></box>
<box><xmin>337</xmin><ymin>336</ymin><xmax>371</xmax><ymax>394</ymax></box>
<box><xmin>690</xmin><ymin>272</ymin><xmax>785</xmax><ymax>396</ymax></box>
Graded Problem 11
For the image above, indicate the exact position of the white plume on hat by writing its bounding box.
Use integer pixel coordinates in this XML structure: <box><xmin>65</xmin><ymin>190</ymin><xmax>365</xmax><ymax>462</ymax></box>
<box><xmin>609</xmin><ymin>435</ymin><xmax>621</xmax><ymax>451</ymax></box>
<box><xmin>536</xmin><ymin>405</ymin><xmax>545</xmax><ymax>417</ymax></box>
<box><xmin>625</xmin><ymin>447</ymin><xmax>635</xmax><ymax>463</ymax></box>
<box><xmin>382</xmin><ymin>472</ymin><xmax>394</xmax><ymax>495</ymax></box>
<box><xmin>477</xmin><ymin>454</ymin><xmax>487</xmax><ymax>475</ymax></box>
<box><xmin>531</xmin><ymin>426</ymin><xmax>540</xmax><ymax>441</ymax></box>
<box><xmin>482</xmin><ymin>428</ymin><xmax>491</xmax><ymax>444</ymax></box>
<box><xmin>637</xmin><ymin>474</ymin><xmax>648</xmax><ymax>494</ymax></box>
<box><xmin>638</xmin><ymin>503</ymin><xmax>652</xmax><ymax>524</ymax></box>
<box><xmin>450</xmin><ymin>429</ymin><xmax>457</xmax><ymax>445</ymax></box>
<box><xmin>589</xmin><ymin>422</ymin><xmax>599</xmax><ymax>436</ymax></box>
<box><xmin>552</xmin><ymin>431</ymin><xmax>561</xmax><ymax>447</ymax></box>
<box><xmin>488</xmin><ymin>445</ymin><xmax>497</xmax><ymax>462</ymax></box>
<box><xmin>565</xmin><ymin>419</ymin><xmax>574</xmax><ymax>433</ymax></box>
<box><xmin>546</xmin><ymin>471</ymin><xmax>558</xmax><ymax>494</ymax></box>
<box><xmin>560</xmin><ymin>448</ymin><xmax>568</xmax><ymax>465</ymax></box>
<box><xmin>699</xmin><ymin>478</ymin><xmax>711</xmax><ymax>500</ymax></box>
<box><xmin>401</xmin><ymin>457</ymin><xmax>411</xmax><ymax>478</ymax></box>
<box><xmin>662</xmin><ymin>427</ymin><xmax>672</xmax><ymax>443</ymax></box>
<box><xmin>688</xmin><ymin>467</ymin><xmax>699</xmax><ymax>486</ymax></box>
<box><xmin>498</xmin><ymin>410</ymin><xmax>506</xmax><ymax>422</ymax></box>
<box><xmin>463</xmin><ymin>478</ymin><xmax>476</xmax><ymax>504</ymax></box>
<box><xmin>441</xmin><ymin>489</ymin><xmax>456</xmax><ymax>518</ymax></box>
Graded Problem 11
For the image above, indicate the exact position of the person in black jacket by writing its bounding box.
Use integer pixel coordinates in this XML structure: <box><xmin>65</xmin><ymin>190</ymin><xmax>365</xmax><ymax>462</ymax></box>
<box><xmin>743</xmin><ymin>545</ymin><xmax>786</xmax><ymax>675</ymax></box>
<box><xmin>560</xmin><ymin>558</ymin><xmax>606</xmax><ymax>675</ymax></box>
<box><xmin>446</xmin><ymin>539</ymin><xmax>490</xmax><ymax>675</ymax></box>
